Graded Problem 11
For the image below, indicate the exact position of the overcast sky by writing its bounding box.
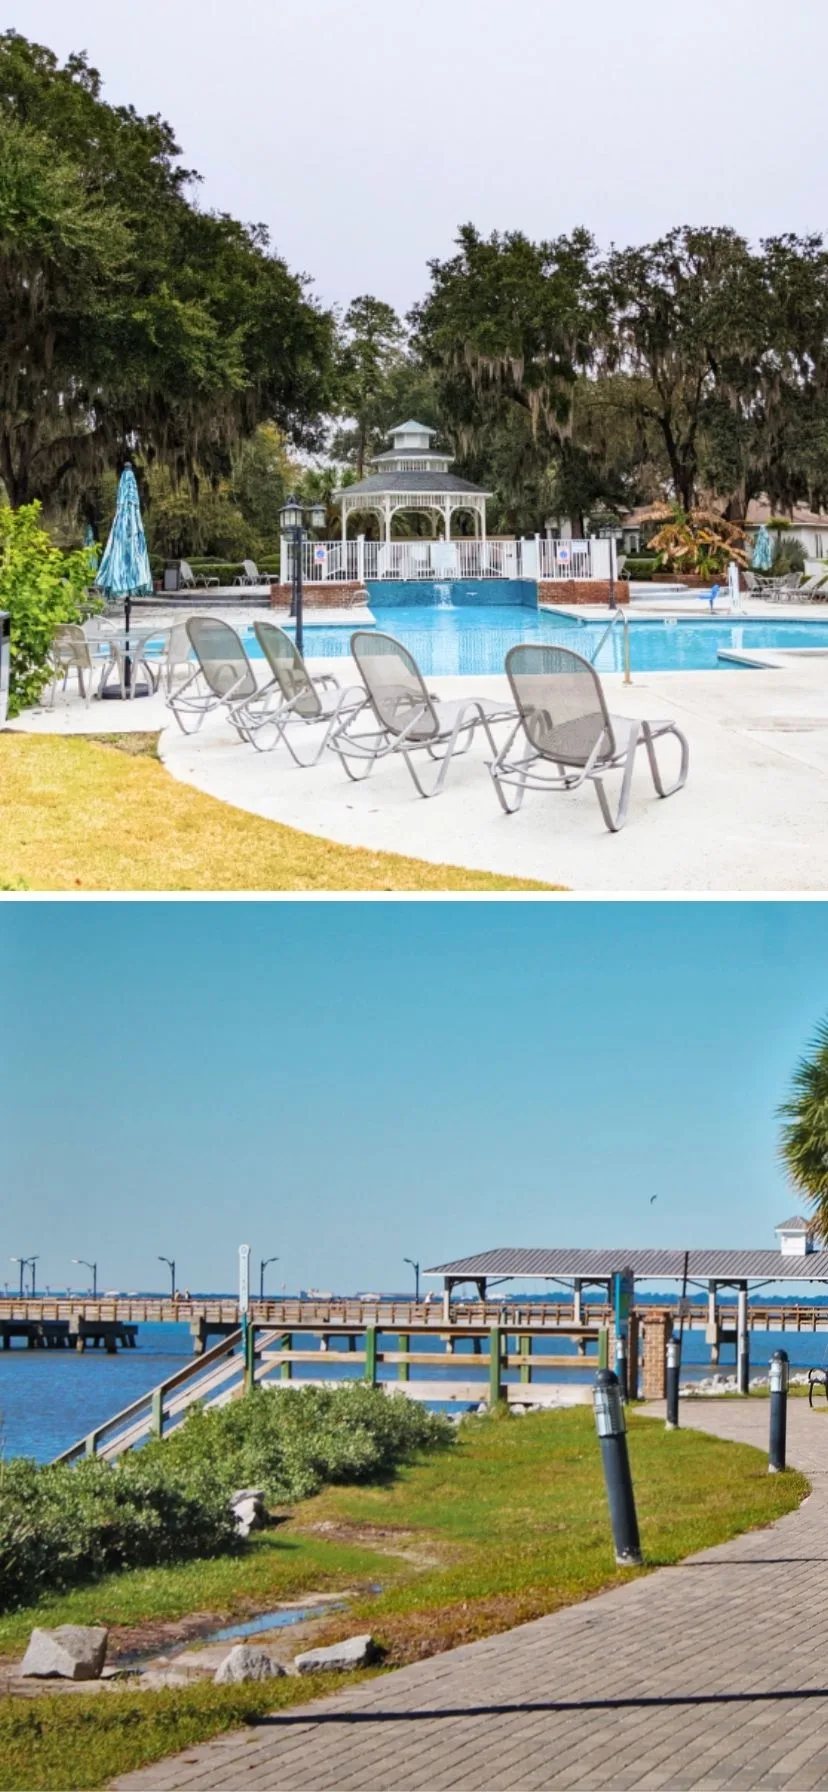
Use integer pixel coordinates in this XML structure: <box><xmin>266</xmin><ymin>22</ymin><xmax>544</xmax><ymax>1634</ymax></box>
<box><xmin>20</xmin><ymin>0</ymin><xmax>828</xmax><ymax>315</ymax></box>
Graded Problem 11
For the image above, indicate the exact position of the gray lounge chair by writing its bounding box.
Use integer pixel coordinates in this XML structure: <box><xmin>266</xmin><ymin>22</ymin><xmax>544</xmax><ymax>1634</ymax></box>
<box><xmin>166</xmin><ymin>617</ymin><xmax>263</xmax><ymax>737</ymax></box>
<box><xmin>180</xmin><ymin>561</ymin><xmax>218</xmax><ymax>591</ymax></box>
<box><xmin>237</xmin><ymin>622</ymin><xmax>365</xmax><ymax>763</ymax></box>
<box><xmin>331</xmin><ymin>630</ymin><xmax>515</xmax><ymax>798</ymax></box>
<box><xmin>488</xmin><ymin>642</ymin><xmax>689</xmax><ymax>834</ymax></box>
<box><xmin>233</xmin><ymin>558</ymin><xmax>278</xmax><ymax>587</ymax></box>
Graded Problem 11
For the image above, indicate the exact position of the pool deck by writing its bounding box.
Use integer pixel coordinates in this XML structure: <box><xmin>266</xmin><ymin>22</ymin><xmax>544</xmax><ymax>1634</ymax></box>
<box><xmin>11</xmin><ymin>601</ymin><xmax>828</xmax><ymax>892</ymax></box>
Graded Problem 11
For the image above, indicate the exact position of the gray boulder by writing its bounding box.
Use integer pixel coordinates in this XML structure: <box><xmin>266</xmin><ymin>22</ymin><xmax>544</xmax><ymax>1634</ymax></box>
<box><xmin>294</xmin><ymin>1634</ymin><xmax>376</xmax><ymax>1674</ymax></box>
<box><xmin>21</xmin><ymin>1625</ymin><xmax>108</xmax><ymax>1681</ymax></box>
<box><xmin>229</xmin><ymin>1487</ymin><xmax>267</xmax><ymax>1539</ymax></box>
<box><xmin>214</xmin><ymin>1644</ymin><xmax>285</xmax><ymax>1685</ymax></box>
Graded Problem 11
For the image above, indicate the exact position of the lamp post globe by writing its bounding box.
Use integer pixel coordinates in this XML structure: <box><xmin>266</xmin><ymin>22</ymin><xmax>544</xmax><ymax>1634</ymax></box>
<box><xmin>279</xmin><ymin>495</ymin><xmax>303</xmax><ymax>533</ymax></box>
<box><xmin>309</xmin><ymin>501</ymin><xmax>327</xmax><ymax>532</ymax></box>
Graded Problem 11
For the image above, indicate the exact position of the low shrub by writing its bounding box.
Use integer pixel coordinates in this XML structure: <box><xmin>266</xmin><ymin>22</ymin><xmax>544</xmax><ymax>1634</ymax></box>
<box><xmin>0</xmin><ymin>1387</ymin><xmax>452</xmax><ymax>1613</ymax></box>
<box><xmin>0</xmin><ymin>503</ymin><xmax>96</xmax><ymax>716</ymax></box>
<box><xmin>147</xmin><ymin>1384</ymin><xmax>453</xmax><ymax>1505</ymax></box>
<box><xmin>0</xmin><ymin>1452</ymin><xmax>235</xmax><ymax>1612</ymax></box>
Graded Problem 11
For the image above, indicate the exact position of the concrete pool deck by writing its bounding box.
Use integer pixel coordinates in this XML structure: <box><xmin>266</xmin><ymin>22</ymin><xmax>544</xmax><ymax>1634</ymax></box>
<box><xmin>11</xmin><ymin>606</ymin><xmax>828</xmax><ymax>892</ymax></box>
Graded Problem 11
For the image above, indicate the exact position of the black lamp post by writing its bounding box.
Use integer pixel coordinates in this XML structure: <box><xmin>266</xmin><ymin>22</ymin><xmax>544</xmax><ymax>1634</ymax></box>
<box><xmin>158</xmin><ymin>1255</ymin><xmax>176</xmax><ymax>1298</ymax></box>
<box><xmin>403</xmin><ymin>1257</ymin><xmax>421</xmax><ymax>1302</ymax></box>
<box><xmin>10</xmin><ymin>1255</ymin><xmax>36</xmax><ymax>1298</ymax></box>
<box><xmin>259</xmin><ymin>1256</ymin><xmax>279</xmax><ymax>1301</ymax></box>
<box><xmin>279</xmin><ymin>496</ymin><xmax>327</xmax><ymax>660</ymax></box>
<box><xmin>72</xmin><ymin>1258</ymin><xmax>98</xmax><ymax>1297</ymax></box>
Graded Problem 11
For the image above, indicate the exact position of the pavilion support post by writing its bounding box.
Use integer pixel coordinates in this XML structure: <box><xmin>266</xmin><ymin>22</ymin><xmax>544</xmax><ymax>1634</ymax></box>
<box><xmin>573</xmin><ymin>1279</ymin><xmax>583</xmax><ymax>1326</ymax></box>
<box><xmin>737</xmin><ymin>1284</ymin><xmax>750</xmax><ymax>1395</ymax></box>
<box><xmin>442</xmin><ymin>1279</ymin><xmax>453</xmax><ymax>1323</ymax></box>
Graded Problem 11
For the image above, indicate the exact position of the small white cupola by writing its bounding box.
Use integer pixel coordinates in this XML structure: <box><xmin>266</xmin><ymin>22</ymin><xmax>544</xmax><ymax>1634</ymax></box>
<box><xmin>775</xmin><ymin>1215</ymin><xmax>816</xmax><ymax>1257</ymax></box>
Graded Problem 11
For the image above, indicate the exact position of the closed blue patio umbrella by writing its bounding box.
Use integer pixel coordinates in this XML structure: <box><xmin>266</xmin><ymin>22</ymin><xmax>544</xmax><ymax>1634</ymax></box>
<box><xmin>752</xmin><ymin>524</ymin><xmax>773</xmax><ymax>571</ymax></box>
<box><xmin>95</xmin><ymin>465</ymin><xmax>153</xmax><ymax>695</ymax></box>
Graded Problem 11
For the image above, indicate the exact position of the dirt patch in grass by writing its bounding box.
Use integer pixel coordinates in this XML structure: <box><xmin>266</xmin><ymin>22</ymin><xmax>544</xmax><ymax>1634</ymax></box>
<box><xmin>0</xmin><ymin>733</ymin><xmax>553</xmax><ymax>892</ymax></box>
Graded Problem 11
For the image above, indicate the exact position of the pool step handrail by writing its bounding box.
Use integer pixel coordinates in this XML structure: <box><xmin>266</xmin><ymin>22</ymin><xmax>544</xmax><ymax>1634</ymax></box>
<box><xmin>589</xmin><ymin>607</ymin><xmax>632</xmax><ymax>682</ymax></box>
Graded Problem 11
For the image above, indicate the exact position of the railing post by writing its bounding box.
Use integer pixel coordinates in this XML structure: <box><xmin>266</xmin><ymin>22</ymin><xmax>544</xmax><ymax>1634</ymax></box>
<box><xmin>281</xmin><ymin>1330</ymin><xmax>292</xmax><ymax>1381</ymax></box>
<box><xmin>598</xmin><ymin>1326</ymin><xmax>610</xmax><ymax>1370</ymax></box>
<box><xmin>397</xmin><ymin>1332</ymin><xmax>410</xmax><ymax>1382</ymax></box>
<box><xmin>488</xmin><ymin>1325</ymin><xmax>502</xmax><ymax>1406</ymax></box>
<box><xmin>364</xmin><ymin>1325</ymin><xmax>378</xmax><ymax>1387</ymax></box>
<box><xmin>151</xmin><ymin>1387</ymin><xmax>164</xmax><ymax>1440</ymax></box>
<box><xmin>85</xmin><ymin>1428</ymin><xmax>101</xmax><ymax>1458</ymax></box>
<box><xmin>519</xmin><ymin>1334</ymin><xmax>531</xmax><ymax>1385</ymax></box>
<box><xmin>245</xmin><ymin>1321</ymin><xmax>256</xmax><ymax>1394</ymax></box>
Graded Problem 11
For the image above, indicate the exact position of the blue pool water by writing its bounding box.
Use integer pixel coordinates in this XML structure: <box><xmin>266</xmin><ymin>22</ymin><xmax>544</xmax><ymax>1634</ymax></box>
<box><xmin>260</xmin><ymin>608</ymin><xmax>828</xmax><ymax>676</ymax></box>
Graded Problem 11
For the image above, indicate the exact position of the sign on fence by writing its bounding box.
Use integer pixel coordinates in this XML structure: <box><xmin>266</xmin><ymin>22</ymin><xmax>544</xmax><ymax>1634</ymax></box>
<box><xmin>313</xmin><ymin>545</ymin><xmax>327</xmax><ymax>566</ymax></box>
<box><xmin>555</xmin><ymin>543</ymin><xmax>571</xmax><ymax>565</ymax></box>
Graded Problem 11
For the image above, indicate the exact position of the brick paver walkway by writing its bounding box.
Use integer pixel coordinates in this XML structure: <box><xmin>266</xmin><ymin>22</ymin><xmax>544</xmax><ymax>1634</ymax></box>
<box><xmin>113</xmin><ymin>1400</ymin><xmax>828</xmax><ymax>1790</ymax></box>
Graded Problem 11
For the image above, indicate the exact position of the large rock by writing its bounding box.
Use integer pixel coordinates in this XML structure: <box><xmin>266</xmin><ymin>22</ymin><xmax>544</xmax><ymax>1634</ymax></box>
<box><xmin>229</xmin><ymin>1487</ymin><xmax>267</xmax><ymax>1539</ymax></box>
<box><xmin>294</xmin><ymin>1634</ymin><xmax>376</xmax><ymax>1675</ymax></box>
<box><xmin>21</xmin><ymin>1625</ymin><xmax>108</xmax><ymax>1681</ymax></box>
<box><xmin>214</xmin><ymin>1644</ymin><xmax>285</xmax><ymax>1685</ymax></box>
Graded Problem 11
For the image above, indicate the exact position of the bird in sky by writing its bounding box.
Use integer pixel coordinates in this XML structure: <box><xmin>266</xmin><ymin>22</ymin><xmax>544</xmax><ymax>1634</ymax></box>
<box><xmin>650</xmin><ymin>1195</ymin><xmax>658</xmax><ymax>1204</ymax></box>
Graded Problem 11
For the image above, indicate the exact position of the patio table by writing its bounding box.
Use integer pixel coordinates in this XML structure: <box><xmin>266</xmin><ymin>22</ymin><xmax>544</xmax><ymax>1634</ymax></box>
<box><xmin>95</xmin><ymin>626</ymin><xmax>171</xmax><ymax>700</ymax></box>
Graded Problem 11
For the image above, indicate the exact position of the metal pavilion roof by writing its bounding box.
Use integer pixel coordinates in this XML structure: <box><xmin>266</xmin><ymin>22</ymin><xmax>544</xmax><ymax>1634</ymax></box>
<box><xmin>425</xmin><ymin>1246</ymin><xmax>828</xmax><ymax>1284</ymax></box>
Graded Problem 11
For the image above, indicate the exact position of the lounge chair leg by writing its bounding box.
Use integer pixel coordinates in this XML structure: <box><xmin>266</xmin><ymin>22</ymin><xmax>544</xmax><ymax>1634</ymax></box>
<box><xmin>642</xmin><ymin>722</ymin><xmax>690</xmax><ymax>798</ymax></box>
<box><xmin>593</xmin><ymin>728</ymin><xmax>640</xmax><ymax>833</ymax></box>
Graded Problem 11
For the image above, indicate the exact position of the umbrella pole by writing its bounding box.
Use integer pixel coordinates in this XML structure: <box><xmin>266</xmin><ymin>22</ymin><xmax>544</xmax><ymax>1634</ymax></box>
<box><xmin>124</xmin><ymin>593</ymin><xmax>132</xmax><ymax>696</ymax></box>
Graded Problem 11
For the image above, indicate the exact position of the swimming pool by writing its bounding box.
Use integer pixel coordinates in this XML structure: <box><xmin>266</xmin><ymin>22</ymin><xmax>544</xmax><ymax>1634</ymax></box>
<box><xmin>246</xmin><ymin>608</ymin><xmax>828</xmax><ymax>677</ymax></box>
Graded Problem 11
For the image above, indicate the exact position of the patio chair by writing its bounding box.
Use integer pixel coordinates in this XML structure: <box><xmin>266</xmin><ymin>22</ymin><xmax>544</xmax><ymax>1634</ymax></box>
<box><xmin>233</xmin><ymin>558</ymin><xmax>278</xmax><ymax>587</ymax></box>
<box><xmin>47</xmin><ymin>624</ymin><xmax>108</xmax><ymax>706</ymax></box>
<box><xmin>166</xmin><ymin>616</ymin><xmax>263</xmax><ymax>736</ymax></box>
<box><xmin>148</xmin><ymin>621</ymin><xmax>193</xmax><ymax>695</ymax></box>
<box><xmin>330</xmin><ymin>629</ymin><xmax>515</xmax><ymax>798</ymax></box>
<box><xmin>488</xmin><ymin>642</ymin><xmax>689</xmax><ymax>834</ymax></box>
<box><xmin>233</xmin><ymin>622</ymin><xmax>366</xmax><ymax>762</ymax></box>
<box><xmin>180</xmin><ymin>560</ymin><xmax>218</xmax><ymax>591</ymax></box>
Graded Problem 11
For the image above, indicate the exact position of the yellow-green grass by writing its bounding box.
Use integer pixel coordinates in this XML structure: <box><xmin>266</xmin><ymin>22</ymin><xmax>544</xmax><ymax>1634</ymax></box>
<box><xmin>0</xmin><ymin>1673</ymin><xmax>376</xmax><ymax>1792</ymax></box>
<box><xmin>294</xmin><ymin>1407</ymin><xmax>806</xmax><ymax>1663</ymax></box>
<box><xmin>0</xmin><ymin>733</ymin><xmax>552</xmax><ymax>892</ymax></box>
<box><xmin>0</xmin><ymin>1411</ymin><xmax>805</xmax><ymax>1789</ymax></box>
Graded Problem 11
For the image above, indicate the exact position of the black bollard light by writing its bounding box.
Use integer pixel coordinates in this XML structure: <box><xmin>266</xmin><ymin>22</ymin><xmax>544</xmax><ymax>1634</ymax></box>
<box><xmin>768</xmin><ymin>1349</ymin><xmax>789</xmax><ymax>1473</ymax></box>
<box><xmin>593</xmin><ymin>1369</ymin><xmax>643</xmax><ymax>1566</ymax></box>
<box><xmin>666</xmin><ymin>1335</ymin><xmax>681</xmax><ymax>1430</ymax></box>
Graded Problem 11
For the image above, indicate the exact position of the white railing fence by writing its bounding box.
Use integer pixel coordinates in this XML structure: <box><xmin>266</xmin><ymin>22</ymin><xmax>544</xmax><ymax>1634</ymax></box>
<box><xmin>280</xmin><ymin>536</ymin><xmax>612</xmax><ymax>584</ymax></box>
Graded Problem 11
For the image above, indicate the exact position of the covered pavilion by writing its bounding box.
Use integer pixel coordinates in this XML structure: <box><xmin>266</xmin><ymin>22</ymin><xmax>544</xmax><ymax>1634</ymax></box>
<box><xmin>333</xmin><ymin>421</ymin><xmax>491</xmax><ymax>544</ymax></box>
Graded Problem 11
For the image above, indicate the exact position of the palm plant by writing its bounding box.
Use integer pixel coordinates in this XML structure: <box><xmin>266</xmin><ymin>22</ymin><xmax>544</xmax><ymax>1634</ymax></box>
<box><xmin>646</xmin><ymin>505</ymin><xmax>748</xmax><ymax>579</ymax></box>
<box><xmin>778</xmin><ymin>1020</ymin><xmax>828</xmax><ymax>1239</ymax></box>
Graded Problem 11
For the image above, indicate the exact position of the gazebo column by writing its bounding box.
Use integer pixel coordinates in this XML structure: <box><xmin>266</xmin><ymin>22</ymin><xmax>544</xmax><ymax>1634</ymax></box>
<box><xmin>384</xmin><ymin>498</ymin><xmax>392</xmax><ymax>542</ymax></box>
<box><xmin>341</xmin><ymin>500</ymin><xmax>347</xmax><ymax>548</ymax></box>
<box><xmin>444</xmin><ymin>500</ymin><xmax>452</xmax><ymax>542</ymax></box>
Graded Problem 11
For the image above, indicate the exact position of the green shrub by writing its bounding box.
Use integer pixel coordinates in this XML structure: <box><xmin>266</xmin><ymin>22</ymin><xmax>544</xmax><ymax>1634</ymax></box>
<box><xmin>0</xmin><ymin>1453</ymin><xmax>235</xmax><ymax>1611</ymax></box>
<box><xmin>771</xmin><ymin>535</ymin><xmax>806</xmax><ymax>575</ymax></box>
<box><xmin>621</xmin><ymin>557</ymin><xmax>659</xmax><ymax>579</ymax></box>
<box><xmin>148</xmin><ymin>1384</ymin><xmax>452</xmax><ymax>1506</ymax></box>
<box><xmin>0</xmin><ymin>503</ymin><xmax>97</xmax><ymax>716</ymax></box>
<box><xmin>0</xmin><ymin>1387</ymin><xmax>452</xmax><ymax>1613</ymax></box>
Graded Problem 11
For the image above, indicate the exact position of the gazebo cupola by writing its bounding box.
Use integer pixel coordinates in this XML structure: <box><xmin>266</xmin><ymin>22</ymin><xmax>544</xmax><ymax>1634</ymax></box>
<box><xmin>334</xmin><ymin>421</ymin><xmax>490</xmax><ymax>543</ymax></box>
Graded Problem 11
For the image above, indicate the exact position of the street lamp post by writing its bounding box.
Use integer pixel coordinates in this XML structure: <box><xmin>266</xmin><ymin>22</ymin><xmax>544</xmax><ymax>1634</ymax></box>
<box><xmin>10</xmin><ymin>1256</ymin><xmax>36</xmax><ymax>1298</ymax></box>
<box><xmin>279</xmin><ymin>496</ymin><xmax>327</xmax><ymax>660</ymax></box>
<box><xmin>403</xmin><ymin>1258</ymin><xmax>421</xmax><ymax>1303</ymax></box>
<box><xmin>72</xmin><ymin>1258</ymin><xmax>98</xmax><ymax>1298</ymax></box>
<box><xmin>158</xmin><ymin>1256</ymin><xmax>176</xmax><ymax>1298</ymax></box>
<box><xmin>259</xmin><ymin>1256</ymin><xmax>279</xmax><ymax>1301</ymax></box>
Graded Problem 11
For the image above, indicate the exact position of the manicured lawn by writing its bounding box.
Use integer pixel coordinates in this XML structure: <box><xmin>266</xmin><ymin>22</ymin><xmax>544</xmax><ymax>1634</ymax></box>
<box><xmin>0</xmin><ymin>1410</ymin><xmax>805</xmax><ymax>1789</ymax></box>
<box><xmin>0</xmin><ymin>733</ymin><xmax>551</xmax><ymax>892</ymax></box>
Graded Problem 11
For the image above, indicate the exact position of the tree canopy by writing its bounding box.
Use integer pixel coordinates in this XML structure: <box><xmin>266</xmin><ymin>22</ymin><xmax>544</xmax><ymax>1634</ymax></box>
<box><xmin>0</xmin><ymin>32</ymin><xmax>337</xmax><ymax>513</ymax></box>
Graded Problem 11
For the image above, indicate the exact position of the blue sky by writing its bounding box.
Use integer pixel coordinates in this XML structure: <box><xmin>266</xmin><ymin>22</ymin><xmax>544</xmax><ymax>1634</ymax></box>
<box><xmin>0</xmin><ymin>901</ymin><xmax>823</xmax><ymax>1297</ymax></box>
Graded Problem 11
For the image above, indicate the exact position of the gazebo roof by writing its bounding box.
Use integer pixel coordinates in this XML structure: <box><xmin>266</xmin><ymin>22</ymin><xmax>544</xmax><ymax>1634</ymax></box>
<box><xmin>334</xmin><ymin>470</ymin><xmax>491</xmax><ymax>500</ymax></box>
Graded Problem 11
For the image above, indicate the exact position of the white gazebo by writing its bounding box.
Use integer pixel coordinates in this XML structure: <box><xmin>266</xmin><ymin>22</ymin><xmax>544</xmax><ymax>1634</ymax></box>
<box><xmin>333</xmin><ymin>421</ymin><xmax>490</xmax><ymax>545</ymax></box>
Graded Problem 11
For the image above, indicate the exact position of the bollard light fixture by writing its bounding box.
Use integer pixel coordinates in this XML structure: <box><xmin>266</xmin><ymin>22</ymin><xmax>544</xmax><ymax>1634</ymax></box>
<box><xmin>593</xmin><ymin>1368</ymin><xmax>626</xmax><ymax>1437</ymax></box>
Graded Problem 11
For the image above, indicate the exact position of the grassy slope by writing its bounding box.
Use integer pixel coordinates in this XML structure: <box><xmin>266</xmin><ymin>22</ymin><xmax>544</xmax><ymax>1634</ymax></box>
<box><xmin>0</xmin><ymin>733</ymin><xmax>551</xmax><ymax>892</ymax></box>
<box><xmin>0</xmin><ymin>1411</ymin><xmax>805</xmax><ymax>1790</ymax></box>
